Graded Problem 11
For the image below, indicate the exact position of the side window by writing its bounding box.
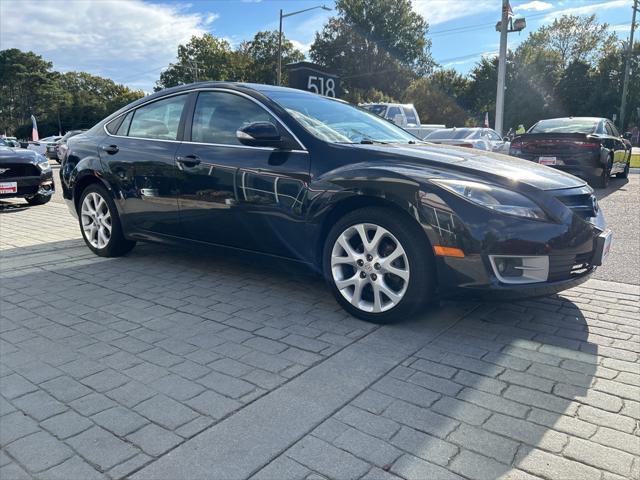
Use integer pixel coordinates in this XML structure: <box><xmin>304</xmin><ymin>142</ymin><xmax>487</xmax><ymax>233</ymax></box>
<box><xmin>387</xmin><ymin>106</ymin><xmax>402</xmax><ymax>121</ymax></box>
<box><xmin>402</xmin><ymin>107</ymin><xmax>418</xmax><ymax>125</ymax></box>
<box><xmin>605</xmin><ymin>123</ymin><xmax>614</xmax><ymax>136</ymax></box>
<box><xmin>128</xmin><ymin>95</ymin><xmax>187</xmax><ymax>140</ymax></box>
<box><xmin>115</xmin><ymin>111</ymin><xmax>133</xmax><ymax>136</ymax></box>
<box><xmin>191</xmin><ymin>91</ymin><xmax>276</xmax><ymax>145</ymax></box>
<box><xmin>487</xmin><ymin>130</ymin><xmax>501</xmax><ymax>141</ymax></box>
<box><xmin>609</xmin><ymin>123</ymin><xmax>620</xmax><ymax>137</ymax></box>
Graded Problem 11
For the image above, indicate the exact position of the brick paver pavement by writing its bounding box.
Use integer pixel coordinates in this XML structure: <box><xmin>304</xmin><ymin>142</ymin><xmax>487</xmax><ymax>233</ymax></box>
<box><xmin>1</xmin><ymin>196</ymin><xmax>639</xmax><ymax>480</ymax></box>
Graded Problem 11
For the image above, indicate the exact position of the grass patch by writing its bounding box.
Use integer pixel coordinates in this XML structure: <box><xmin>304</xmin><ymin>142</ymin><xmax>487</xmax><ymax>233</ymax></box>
<box><xmin>631</xmin><ymin>153</ymin><xmax>640</xmax><ymax>168</ymax></box>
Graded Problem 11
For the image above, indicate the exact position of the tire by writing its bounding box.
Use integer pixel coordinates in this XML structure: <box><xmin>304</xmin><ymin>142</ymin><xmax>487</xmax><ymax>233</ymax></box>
<box><xmin>595</xmin><ymin>156</ymin><xmax>612</xmax><ymax>188</ymax></box>
<box><xmin>78</xmin><ymin>184</ymin><xmax>136</xmax><ymax>257</ymax></box>
<box><xmin>26</xmin><ymin>194</ymin><xmax>51</xmax><ymax>206</ymax></box>
<box><xmin>616</xmin><ymin>160</ymin><xmax>630</xmax><ymax>179</ymax></box>
<box><xmin>323</xmin><ymin>207</ymin><xmax>435</xmax><ymax>324</ymax></box>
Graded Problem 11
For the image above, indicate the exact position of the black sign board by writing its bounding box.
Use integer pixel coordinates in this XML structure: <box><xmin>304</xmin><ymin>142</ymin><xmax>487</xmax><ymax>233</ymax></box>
<box><xmin>285</xmin><ymin>61</ymin><xmax>340</xmax><ymax>98</ymax></box>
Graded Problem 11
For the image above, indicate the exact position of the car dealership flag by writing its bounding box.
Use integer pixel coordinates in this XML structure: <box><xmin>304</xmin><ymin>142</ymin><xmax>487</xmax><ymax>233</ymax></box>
<box><xmin>484</xmin><ymin>112</ymin><xmax>490</xmax><ymax>128</ymax></box>
<box><xmin>31</xmin><ymin>115</ymin><xmax>39</xmax><ymax>141</ymax></box>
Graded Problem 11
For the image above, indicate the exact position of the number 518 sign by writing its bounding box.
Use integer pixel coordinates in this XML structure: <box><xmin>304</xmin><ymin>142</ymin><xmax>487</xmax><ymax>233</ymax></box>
<box><xmin>286</xmin><ymin>62</ymin><xmax>341</xmax><ymax>98</ymax></box>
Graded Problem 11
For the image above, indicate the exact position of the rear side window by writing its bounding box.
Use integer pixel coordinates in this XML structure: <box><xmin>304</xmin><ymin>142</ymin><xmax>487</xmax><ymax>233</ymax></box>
<box><xmin>190</xmin><ymin>91</ymin><xmax>275</xmax><ymax>145</ymax></box>
<box><xmin>402</xmin><ymin>107</ymin><xmax>418</xmax><ymax>125</ymax></box>
<box><xmin>128</xmin><ymin>95</ymin><xmax>188</xmax><ymax>140</ymax></box>
<box><xmin>115</xmin><ymin>111</ymin><xmax>133</xmax><ymax>136</ymax></box>
<box><xmin>387</xmin><ymin>106</ymin><xmax>402</xmax><ymax>120</ymax></box>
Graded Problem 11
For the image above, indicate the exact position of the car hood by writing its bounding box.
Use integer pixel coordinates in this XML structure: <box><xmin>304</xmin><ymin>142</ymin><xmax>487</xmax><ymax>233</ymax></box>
<box><xmin>0</xmin><ymin>146</ymin><xmax>43</xmax><ymax>164</ymax></box>
<box><xmin>344</xmin><ymin>143</ymin><xmax>586</xmax><ymax>191</ymax></box>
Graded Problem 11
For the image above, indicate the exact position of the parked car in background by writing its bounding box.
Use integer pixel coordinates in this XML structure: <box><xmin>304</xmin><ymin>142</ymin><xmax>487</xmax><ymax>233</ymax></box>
<box><xmin>0</xmin><ymin>145</ymin><xmax>54</xmax><ymax>205</ymax></box>
<box><xmin>62</xmin><ymin>82</ymin><xmax>610</xmax><ymax>323</ymax></box>
<box><xmin>425</xmin><ymin>127</ymin><xmax>510</xmax><ymax>152</ymax></box>
<box><xmin>51</xmin><ymin>130</ymin><xmax>86</xmax><ymax>163</ymax></box>
<box><xmin>509</xmin><ymin>117</ymin><xmax>631</xmax><ymax>188</ymax></box>
<box><xmin>360</xmin><ymin>103</ymin><xmax>444</xmax><ymax>139</ymax></box>
<box><xmin>1</xmin><ymin>137</ymin><xmax>22</xmax><ymax>148</ymax></box>
<box><xmin>27</xmin><ymin>135</ymin><xmax>61</xmax><ymax>156</ymax></box>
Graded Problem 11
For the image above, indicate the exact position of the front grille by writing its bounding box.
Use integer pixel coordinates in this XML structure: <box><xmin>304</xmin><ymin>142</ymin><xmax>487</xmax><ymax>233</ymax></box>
<box><xmin>556</xmin><ymin>192</ymin><xmax>597</xmax><ymax>219</ymax></box>
<box><xmin>548</xmin><ymin>252</ymin><xmax>594</xmax><ymax>281</ymax></box>
<box><xmin>0</xmin><ymin>163</ymin><xmax>40</xmax><ymax>177</ymax></box>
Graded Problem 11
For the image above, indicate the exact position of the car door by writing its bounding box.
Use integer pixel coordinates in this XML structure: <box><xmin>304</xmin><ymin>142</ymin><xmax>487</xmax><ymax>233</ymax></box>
<box><xmin>175</xmin><ymin>89</ymin><xmax>311</xmax><ymax>258</ymax></box>
<box><xmin>100</xmin><ymin>93</ymin><xmax>189</xmax><ymax>235</ymax></box>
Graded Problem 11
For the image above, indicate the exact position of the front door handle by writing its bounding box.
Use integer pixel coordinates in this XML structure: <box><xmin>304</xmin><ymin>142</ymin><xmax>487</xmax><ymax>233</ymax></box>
<box><xmin>101</xmin><ymin>144</ymin><xmax>119</xmax><ymax>154</ymax></box>
<box><xmin>176</xmin><ymin>154</ymin><xmax>201</xmax><ymax>168</ymax></box>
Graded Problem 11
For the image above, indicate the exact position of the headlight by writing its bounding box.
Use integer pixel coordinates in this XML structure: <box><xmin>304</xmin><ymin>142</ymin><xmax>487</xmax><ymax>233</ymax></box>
<box><xmin>431</xmin><ymin>179</ymin><xmax>547</xmax><ymax>220</ymax></box>
<box><xmin>37</xmin><ymin>159</ymin><xmax>51</xmax><ymax>172</ymax></box>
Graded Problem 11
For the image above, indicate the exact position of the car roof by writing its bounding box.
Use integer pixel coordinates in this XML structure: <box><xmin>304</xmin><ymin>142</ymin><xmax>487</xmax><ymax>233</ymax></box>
<box><xmin>538</xmin><ymin>117</ymin><xmax>604</xmax><ymax>122</ymax></box>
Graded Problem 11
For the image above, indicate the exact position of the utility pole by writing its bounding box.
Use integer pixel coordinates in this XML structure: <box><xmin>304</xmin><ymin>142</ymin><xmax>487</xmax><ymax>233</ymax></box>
<box><xmin>277</xmin><ymin>9</ymin><xmax>283</xmax><ymax>86</ymax></box>
<box><xmin>494</xmin><ymin>0</ymin><xmax>510</xmax><ymax>137</ymax></box>
<box><xmin>619</xmin><ymin>0</ymin><xmax>638</xmax><ymax>132</ymax></box>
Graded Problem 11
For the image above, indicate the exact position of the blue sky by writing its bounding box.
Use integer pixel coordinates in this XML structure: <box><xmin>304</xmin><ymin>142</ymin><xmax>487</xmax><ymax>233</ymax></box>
<box><xmin>0</xmin><ymin>0</ymin><xmax>635</xmax><ymax>92</ymax></box>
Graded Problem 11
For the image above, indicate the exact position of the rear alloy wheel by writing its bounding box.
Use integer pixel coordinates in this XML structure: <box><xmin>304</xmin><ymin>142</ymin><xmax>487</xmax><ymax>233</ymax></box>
<box><xmin>596</xmin><ymin>156</ymin><xmax>612</xmax><ymax>188</ymax></box>
<box><xmin>324</xmin><ymin>207</ymin><xmax>434</xmax><ymax>323</ymax></box>
<box><xmin>79</xmin><ymin>184</ymin><xmax>135</xmax><ymax>257</ymax></box>
<box><xmin>616</xmin><ymin>160</ymin><xmax>630</xmax><ymax>179</ymax></box>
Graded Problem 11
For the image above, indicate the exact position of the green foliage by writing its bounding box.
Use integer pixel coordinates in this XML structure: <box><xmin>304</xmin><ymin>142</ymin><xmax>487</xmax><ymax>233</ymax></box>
<box><xmin>0</xmin><ymin>48</ymin><xmax>143</xmax><ymax>138</ymax></box>
<box><xmin>310</xmin><ymin>0</ymin><xmax>434</xmax><ymax>100</ymax></box>
<box><xmin>403</xmin><ymin>70</ymin><xmax>470</xmax><ymax>126</ymax></box>
<box><xmin>155</xmin><ymin>30</ymin><xmax>305</xmax><ymax>90</ymax></box>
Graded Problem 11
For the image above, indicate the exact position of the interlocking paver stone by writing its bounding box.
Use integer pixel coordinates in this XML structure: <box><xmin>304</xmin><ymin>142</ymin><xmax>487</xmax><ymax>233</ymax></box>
<box><xmin>0</xmin><ymin>411</ymin><xmax>40</xmax><ymax>445</ymax></box>
<box><xmin>134</xmin><ymin>394</ymin><xmax>199</xmax><ymax>430</ymax></box>
<box><xmin>40</xmin><ymin>410</ymin><xmax>93</xmax><ymax>440</ymax></box>
<box><xmin>67</xmin><ymin>426</ymin><xmax>139</xmax><ymax>471</ymax></box>
<box><xmin>6</xmin><ymin>431</ymin><xmax>73</xmax><ymax>473</ymax></box>
<box><xmin>127</xmin><ymin>423</ymin><xmax>182</xmax><ymax>456</ymax></box>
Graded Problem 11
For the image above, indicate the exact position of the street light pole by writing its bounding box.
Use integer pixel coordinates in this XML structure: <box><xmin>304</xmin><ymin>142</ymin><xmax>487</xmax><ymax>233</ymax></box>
<box><xmin>619</xmin><ymin>0</ymin><xmax>638</xmax><ymax>132</ymax></box>
<box><xmin>495</xmin><ymin>0</ymin><xmax>509</xmax><ymax>137</ymax></box>
<box><xmin>276</xmin><ymin>5</ymin><xmax>331</xmax><ymax>86</ymax></box>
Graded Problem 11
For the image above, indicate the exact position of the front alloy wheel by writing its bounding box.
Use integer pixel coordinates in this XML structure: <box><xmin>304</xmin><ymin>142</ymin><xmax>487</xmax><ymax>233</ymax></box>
<box><xmin>324</xmin><ymin>207</ymin><xmax>435</xmax><ymax>323</ymax></box>
<box><xmin>81</xmin><ymin>192</ymin><xmax>112</xmax><ymax>249</ymax></box>
<box><xmin>78</xmin><ymin>184</ymin><xmax>136</xmax><ymax>257</ymax></box>
<box><xmin>331</xmin><ymin>223</ymin><xmax>410</xmax><ymax>313</ymax></box>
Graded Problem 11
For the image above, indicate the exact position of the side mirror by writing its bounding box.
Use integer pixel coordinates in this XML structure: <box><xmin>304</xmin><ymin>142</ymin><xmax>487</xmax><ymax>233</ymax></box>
<box><xmin>236</xmin><ymin>122</ymin><xmax>282</xmax><ymax>148</ymax></box>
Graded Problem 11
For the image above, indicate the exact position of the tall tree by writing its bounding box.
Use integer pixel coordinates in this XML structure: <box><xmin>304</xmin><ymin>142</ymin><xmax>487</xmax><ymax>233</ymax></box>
<box><xmin>310</xmin><ymin>0</ymin><xmax>434</xmax><ymax>101</ymax></box>
<box><xmin>237</xmin><ymin>30</ymin><xmax>305</xmax><ymax>85</ymax></box>
<box><xmin>404</xmin><ymin>70</ymin><xmax>470</xmax><ymax>126</ymax></box>
<box><xmin>519</xmin><ymin>15</ymin><xmax>616</xmax><ymax>69</ymax></box>
<box><xmin>156</xmin><ymin>34</ymin><xmax>236</xmax><ymax>91</ymax></box>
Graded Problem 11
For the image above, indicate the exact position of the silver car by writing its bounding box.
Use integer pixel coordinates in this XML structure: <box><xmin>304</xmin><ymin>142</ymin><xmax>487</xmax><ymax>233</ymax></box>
<box><xmin>425</xmin><ymin>128</ymin><xmax>510</xmax><ymax>153</ymax></box>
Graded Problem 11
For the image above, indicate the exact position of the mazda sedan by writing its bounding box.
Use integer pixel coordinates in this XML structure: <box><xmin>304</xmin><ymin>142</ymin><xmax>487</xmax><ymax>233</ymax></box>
<box><xmin>61</xmin><ymin>83</ymin><xmax>610</xmax><ymax>323</ymax></box>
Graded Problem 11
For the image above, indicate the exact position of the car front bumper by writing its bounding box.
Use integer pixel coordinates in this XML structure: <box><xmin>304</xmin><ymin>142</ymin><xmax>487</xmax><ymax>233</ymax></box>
<box><xmin>421</xmin><ymin>185</ymin><xmax>607</xmax><ymax>300</ymax></box>
<box><xmin>0</xmin><ymin>173</ymin><xmax>55</xmax><ymax>200</ymax></box>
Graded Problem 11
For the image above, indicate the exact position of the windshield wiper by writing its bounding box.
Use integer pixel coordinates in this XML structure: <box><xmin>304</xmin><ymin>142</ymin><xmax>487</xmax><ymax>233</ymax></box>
<box><xmin>359</xmin><ymin>139</ymin><xmax>388</xmax><ymax>144</ymax></box>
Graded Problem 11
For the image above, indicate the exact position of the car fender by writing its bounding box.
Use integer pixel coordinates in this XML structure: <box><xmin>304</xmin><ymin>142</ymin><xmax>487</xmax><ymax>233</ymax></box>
<box><xmin>65</xmin><ymin>154</ymin><xmax>117</xmax><ymax>213</ymax></box>
<box><xmin>306</xmin><ymin>163</ymin><xmax>445</xmax><ymax>265</ymax></box>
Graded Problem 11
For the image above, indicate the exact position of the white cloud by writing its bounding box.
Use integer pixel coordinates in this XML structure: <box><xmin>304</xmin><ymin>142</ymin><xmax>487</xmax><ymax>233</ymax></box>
<box><xmin>412</xmin><ymin>0</ymin><xmax>498</xmax><ymax>26</ymax></box>
<box><xmin>542</xmin><ymin>0</ymin><xmax>632</xmax><ymax>22</ymax></box>
<box><xmin>289</xmin><ymin>39</ymin><xmax>311</xmax><ymax>57</ymax></box>
<box><xmin>0</xmin><ymin>0</ymin><xmax>217</xmax><ymax>92</ymax></box>
<box><xmin>515</xmin><ymin>1</ymin><xmax>553</xmax><ymax>12</ymax></box>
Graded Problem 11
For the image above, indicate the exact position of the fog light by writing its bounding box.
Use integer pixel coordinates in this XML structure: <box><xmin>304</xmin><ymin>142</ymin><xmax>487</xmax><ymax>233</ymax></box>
<box><xmin>489</xmin><ymin>255</ymin><xmax>549</xmax><ymax>284</ymax></box>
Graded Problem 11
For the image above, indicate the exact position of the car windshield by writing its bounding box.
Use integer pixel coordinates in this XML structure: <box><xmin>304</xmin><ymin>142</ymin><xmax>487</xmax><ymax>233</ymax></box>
<box><xmin>0</xmin><ymin>139</ymin><xmax>7</xmax><ymax>146</ymax></box>
<box><xmin>426</xmin><ymin>128</ymin><xmax>476</xmax><ymax>140</ymax></box>
<box><xmin>267</xmin><ymin>92</ymin><xmax>418</xmax><ymax>144</ymax></box>
<box><xmin>530</xmin><ymin>119</ymin><xmax>598</xmax><ymax>134</ymax></box>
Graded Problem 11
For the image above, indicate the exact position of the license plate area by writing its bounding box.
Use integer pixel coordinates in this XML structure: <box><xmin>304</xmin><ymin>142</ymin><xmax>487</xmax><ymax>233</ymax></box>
<box><xmin>538</xmin><ymin>156</ymin><xmax>557</xmax><ymax>165</ymax></box>
<box><xmin>593</xmin><ymin>229</ymin><xmax>612</xmax><ymax>266</ymax></box>
<box><xmin>0</xmin><ymin>182</ymin><xmax>17</xmax><ymax>194</ymax></box>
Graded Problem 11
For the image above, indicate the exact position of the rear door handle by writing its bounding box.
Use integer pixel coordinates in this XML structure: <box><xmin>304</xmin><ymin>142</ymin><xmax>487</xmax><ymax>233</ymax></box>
<box><xmin>101</xmin><ymin>144</ymin><xmax>119</xmax><ymax>154</ymax></box>
<box><xmin>176</xmin><ymin>154</ymin><xmax>201</xmax><ymax>168</ymax></box>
